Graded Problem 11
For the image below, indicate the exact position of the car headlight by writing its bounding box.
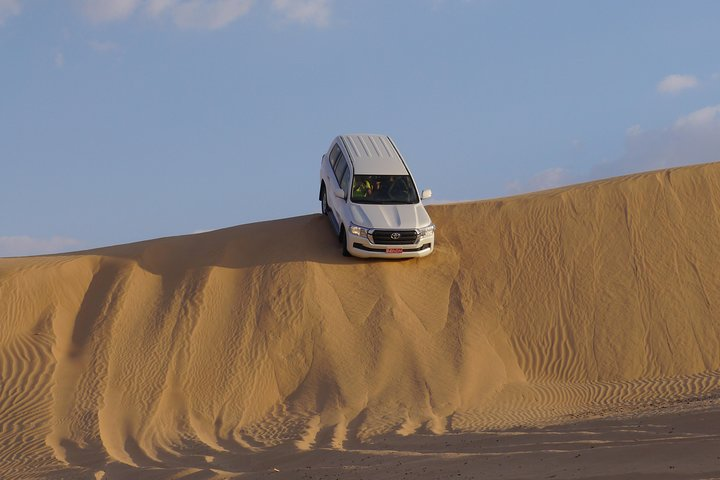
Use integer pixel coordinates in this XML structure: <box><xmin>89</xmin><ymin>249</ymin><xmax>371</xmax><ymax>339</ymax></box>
<box><xmin>349</xmin><ymin>224</ymin><xmax>369</xmax><ymax>238</ymax></box>
<box><xmin>418</xmin><ymin>224</ymin><xmax>435</xmax><ymax>238</ymax></box>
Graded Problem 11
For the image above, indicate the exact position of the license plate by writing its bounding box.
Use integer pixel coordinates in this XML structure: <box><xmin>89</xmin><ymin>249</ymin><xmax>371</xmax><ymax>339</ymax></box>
<box><xmin>385</xmin><ymin>248</ymin><xmax>403</xmax><ymax>254</ymax></box>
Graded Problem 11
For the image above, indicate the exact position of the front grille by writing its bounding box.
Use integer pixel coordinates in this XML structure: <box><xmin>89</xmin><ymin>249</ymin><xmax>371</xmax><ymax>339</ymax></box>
<box><xmin>370</xmin><ymin>229</ymin><xmax>418</xmax><ymax>245</ymax></box>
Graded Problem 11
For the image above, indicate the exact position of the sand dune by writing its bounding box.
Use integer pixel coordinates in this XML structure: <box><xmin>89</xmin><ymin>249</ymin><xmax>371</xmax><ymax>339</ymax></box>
<box><xmin>2</xmin><ymin>163</ymin><xmax>720</xmax><ymax>478</ymax></box>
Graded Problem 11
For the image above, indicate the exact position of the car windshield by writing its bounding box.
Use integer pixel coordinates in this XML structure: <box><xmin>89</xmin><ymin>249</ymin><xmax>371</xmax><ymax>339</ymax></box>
<box><xmin>350</xmin><ymin>175</ymin><xmax>419</xmax><ymax>204</ymax></box>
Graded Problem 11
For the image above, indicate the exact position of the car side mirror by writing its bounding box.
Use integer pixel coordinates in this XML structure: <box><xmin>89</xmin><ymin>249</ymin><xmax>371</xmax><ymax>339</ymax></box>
<box><xmin>421</xmin><ymin>189</ymin><xmax>432</xmax><ymax>200</ymax></box>
<box><xmin>334</xmin><ymin>188</ymin><xmax>346</xmax><ymax>199</ymax></box>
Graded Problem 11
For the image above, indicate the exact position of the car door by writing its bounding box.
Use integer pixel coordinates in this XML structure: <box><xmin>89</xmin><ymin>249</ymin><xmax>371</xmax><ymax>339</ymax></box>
<box><xmin>337</xmin><ymin>157</ymin><xmax>352</xmax><ymax>229</ymax></box>
<box><xmin>329</xmin><ymin>146</ymin><xmax>351</xmax><ymax>231</ymax></box>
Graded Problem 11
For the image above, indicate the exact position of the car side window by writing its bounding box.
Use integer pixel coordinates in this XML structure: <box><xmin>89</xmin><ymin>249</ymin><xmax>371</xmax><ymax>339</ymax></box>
<box><xmin>329</xmin><ymin>144</ymin><xmax>341</xmax><ymax>168</ymax></box>
<box><xmin>333</xmin><ymin>153</ymin><xmax>347</xmax><ymax>184</ymax></box>
<box><xmin>340</xmin><ymin>165</ymin><xmax>351</xmax><ymax>195</ymax></box>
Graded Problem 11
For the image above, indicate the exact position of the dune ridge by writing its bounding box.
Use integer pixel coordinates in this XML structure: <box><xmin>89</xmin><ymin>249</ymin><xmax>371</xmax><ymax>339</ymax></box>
<box><xmin>2</xmin><ymin>162</ymin><xmax>720</xmax><ymax>478</ymax></box>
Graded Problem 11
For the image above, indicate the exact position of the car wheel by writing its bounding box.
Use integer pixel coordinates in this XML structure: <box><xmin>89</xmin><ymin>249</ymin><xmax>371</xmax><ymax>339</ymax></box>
<box><xmin>339</xmin><ymin>226</ymin><xmax>351</xmax><ymax>257</ymax></box>
<box><xmin>321</xmin><ymin>185</ymin><xmax>328</xmax><ymax>216</ymax></box>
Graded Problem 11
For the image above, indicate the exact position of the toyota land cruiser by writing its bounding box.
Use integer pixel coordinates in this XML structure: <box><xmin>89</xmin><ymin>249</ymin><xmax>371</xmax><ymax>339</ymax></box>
<box><xmin>319</xmin><ymin>134</ymin><xmax>435</xmax><ymax>258</ymax></box>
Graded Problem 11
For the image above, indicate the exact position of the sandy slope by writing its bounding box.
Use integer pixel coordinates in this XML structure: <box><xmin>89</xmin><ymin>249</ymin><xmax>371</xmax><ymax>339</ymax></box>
<box><xmin>2</xmin><ymin>163</ymin><xmax>720</xmax><ymax>479</ymax></box>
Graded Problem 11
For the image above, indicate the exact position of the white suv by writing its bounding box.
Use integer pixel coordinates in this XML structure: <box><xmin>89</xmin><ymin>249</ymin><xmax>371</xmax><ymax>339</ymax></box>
<box><xmin>319</xmin><ymin>134</ymin><xmax>435</xmax><ymax>258</ymax></box>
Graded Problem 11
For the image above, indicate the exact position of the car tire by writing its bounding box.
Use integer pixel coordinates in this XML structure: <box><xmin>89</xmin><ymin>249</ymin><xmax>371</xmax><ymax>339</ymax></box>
<box><xmin>339</xmin><ymin>227</ymin><xmax>351</xmax><ymax>257</ymax></box>
<box><xmin>320</xmin><ymin>185</ymin><xmax>328</xmax><ymax>216</ymax></box>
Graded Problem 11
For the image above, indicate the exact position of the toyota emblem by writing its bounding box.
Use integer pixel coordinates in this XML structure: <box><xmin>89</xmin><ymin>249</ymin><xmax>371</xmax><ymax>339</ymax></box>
<box><xmin>390</xmin><ymin>232</ymin><xmax>401</xmax><ymax>240</ymax></box>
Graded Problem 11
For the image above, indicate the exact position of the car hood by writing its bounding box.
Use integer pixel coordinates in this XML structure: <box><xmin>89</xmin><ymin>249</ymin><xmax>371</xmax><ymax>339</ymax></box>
<box><xmin>349</xmin><ymin>202</ymin><xmax>432</xmax><ymax>230</ymax></box>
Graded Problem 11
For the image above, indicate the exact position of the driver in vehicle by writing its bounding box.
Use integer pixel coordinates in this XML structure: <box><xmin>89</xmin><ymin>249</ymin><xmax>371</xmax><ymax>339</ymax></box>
<box><xmin>353</xmin><ymin>177</ymin><xmax>374</xmax><ymax>198</ymax></box>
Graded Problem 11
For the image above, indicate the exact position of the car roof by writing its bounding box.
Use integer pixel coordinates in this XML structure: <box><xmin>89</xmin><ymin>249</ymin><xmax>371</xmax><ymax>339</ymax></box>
<box><xmin>339</xmin><ymin>134</ymin><xmax>410</xmax><ymax>175</ymax></box>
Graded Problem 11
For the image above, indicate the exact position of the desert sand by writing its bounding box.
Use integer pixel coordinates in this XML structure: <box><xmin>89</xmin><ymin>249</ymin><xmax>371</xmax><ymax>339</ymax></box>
<box><xmin>2</xmin><ymin>162</ymin><xmax>720</xmax><ymax>479</ymax></box>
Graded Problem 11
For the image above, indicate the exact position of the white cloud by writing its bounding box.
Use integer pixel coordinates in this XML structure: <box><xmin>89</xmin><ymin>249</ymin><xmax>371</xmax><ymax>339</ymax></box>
<box><xmin>89</xmin><ymin>40</ymin><xmax>121</xmax><ymax>53</ymax></box>
<box><xmin>592</xmin><ymin>104</ymin><xmax>720</xmax><ymax>179</ymax></box>
<box><xmin>626</xmin><ymin>124</ymin><xmax>642</xmax><ymax>137</ymax></box>
<box><xmin>430</xmin><ymin>0</ymin><xmax>477</xmax><ymax>9</ymax></box>
<box><xmin>505</xmin><ymin>105</ymin><xmax>720</xmax><ymax>196</ymax></box>
<box><xmin>0</xmin><ymin>0</ymin><xmax>21</xmax><ymax>25</ymax></box>
<box><xmin>79</xmin><ymin>0</ymin><xmax>332</xmax><ymax>29</ymax></box>
<box><xmin>146</xmin><ymin>0</ymin><xmax>177</xmax><ymax>16</ymax></box>
<box><xmin>0</xmin><ymin>236</ymin><xmax>82</xmax><ymax>258</ymax></box>
<box><xmin>169</xmin><ymin>0</ymin><xmax>254</xmax><ymax>30</ymax></box>
<box><xmin>506</xmin><ymin>167</ymin><xmax>572</xmax><ymax>194</ymax></box>
<box><xmin>272</xmin><ymin>0</ymin><xmax>330</xmax><ymax>27</ymax></box>
<box><xmin>80</xmin><ymin>0</ymin><xmax>254</xmax><ymax>30</ymax></box>
<box><xmin>54</xmin><ymin>51</ymin><xmax>65</xmax><ymax>68</ymax></box>
<box><xmin>527</xmin><ymin>167</ymin><xmax>571</xmax><ymax>191</ymax></box>
<box><xmin>656</xmin><ymin>74</ymin><xmax>699</xmax><ymax>94</ymax></box>
<box><xmin>673</xmin><ymin>105</ymin><xmax>720</xmax><ymax>129</ymax></box>
<box><xmin>81</xmin><ymin>0</ymin><xmax>142</xmax><ymax>22</ymax></box>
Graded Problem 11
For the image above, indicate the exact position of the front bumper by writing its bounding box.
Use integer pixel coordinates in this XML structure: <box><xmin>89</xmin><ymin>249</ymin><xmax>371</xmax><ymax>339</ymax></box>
<box><xmin>347</xmin><ymin>232</ymin><xmax>435</xmax><ymax>259</ymax></box>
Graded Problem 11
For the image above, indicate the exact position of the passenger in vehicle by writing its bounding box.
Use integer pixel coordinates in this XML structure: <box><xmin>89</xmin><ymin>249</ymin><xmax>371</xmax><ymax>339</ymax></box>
<box><xmin>353</xmin><ymin>177</ymin><xmax>373</xmax><ymax>199</ymax></box>
<box><xmin>389</xmin><ymin>176</ymin><xmax>410</xmax><ymax>200</ymax></box>
<box><xmin>374</xmin><ymin>177</ymin><xmax>389</xmax><ymax>201</ymax></box>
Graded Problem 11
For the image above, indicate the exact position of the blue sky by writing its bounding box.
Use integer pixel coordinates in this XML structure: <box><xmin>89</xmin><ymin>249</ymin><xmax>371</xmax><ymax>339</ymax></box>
<box><xmin>1</xmin><ymin>0</ymin><xmax>719</xmax><ymax>256</ymax></box>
